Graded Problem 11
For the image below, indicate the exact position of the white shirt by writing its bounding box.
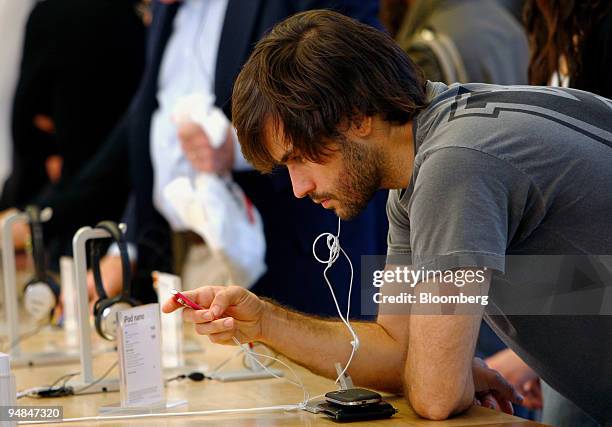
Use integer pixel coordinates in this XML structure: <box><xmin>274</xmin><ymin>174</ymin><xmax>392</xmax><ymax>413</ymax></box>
<box><xmin>150</xmin><ymin>0</ymin><xmax>250</xmax><ymax>231</ymax></box>
<box><xmin>0</xmin><ymin>0</ymin><xmax>34</xmax><ymax>191</ymax></box>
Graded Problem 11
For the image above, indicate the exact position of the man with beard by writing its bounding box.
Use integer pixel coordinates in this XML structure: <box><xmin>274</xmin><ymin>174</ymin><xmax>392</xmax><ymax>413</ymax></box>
<box><xmin>162</xmin><ymin>10</ymin><xmax>612</xmax><ymax>423</ymax></box>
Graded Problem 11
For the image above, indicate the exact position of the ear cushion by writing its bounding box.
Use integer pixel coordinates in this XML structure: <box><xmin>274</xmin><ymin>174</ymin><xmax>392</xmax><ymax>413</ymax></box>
<box><xmin>94</xmin><ymin>298</ymin><xmax>113</xmax><ymax>340</ymax></box>
<box><xmin>94</xmin><ymin>296</ymin><xmax>138</xmax><ymax>341</ymax></box>
<box><xmin>23</xmin><ymin>275</ymin><xmax>60</xmax><ymax>321</ymax></box>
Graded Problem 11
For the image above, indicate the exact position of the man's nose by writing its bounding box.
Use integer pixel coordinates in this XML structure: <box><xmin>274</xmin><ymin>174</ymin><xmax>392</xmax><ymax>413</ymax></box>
<box><xmin>287</xmin><ymin>165</ymin><xmax>315</xmax><ymax>199</ymax></box>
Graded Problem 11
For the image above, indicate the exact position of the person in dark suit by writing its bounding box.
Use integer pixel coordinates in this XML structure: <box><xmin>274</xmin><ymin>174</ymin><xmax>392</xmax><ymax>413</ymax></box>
<box><xmin>32</xmin><ymin>0</ymin><xmax>388</xmax><ymax>317</ymax></box>
<box><xmin>0</xmin><ymin>0</ymin><xmax>146</xmax><ymax>261</ymax></box>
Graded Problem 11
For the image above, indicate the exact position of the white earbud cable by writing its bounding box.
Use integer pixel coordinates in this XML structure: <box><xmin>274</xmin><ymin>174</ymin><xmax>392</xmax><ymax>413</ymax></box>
<box><xmin>312</xmin><ymin>218</ymin><xmax>359</xmax><ymax>385</ymax></box>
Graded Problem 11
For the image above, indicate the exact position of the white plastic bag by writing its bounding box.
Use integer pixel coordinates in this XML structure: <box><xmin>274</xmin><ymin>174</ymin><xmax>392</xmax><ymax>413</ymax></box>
<box><xmin>163</xmin><ymin>174</ymin><xmax>266</xmax><ymax>288</ymax></box>
<box><xmin>163</xmin><ymin>93</ymin><xmax>267</xmax><ymax>288</ymax></box>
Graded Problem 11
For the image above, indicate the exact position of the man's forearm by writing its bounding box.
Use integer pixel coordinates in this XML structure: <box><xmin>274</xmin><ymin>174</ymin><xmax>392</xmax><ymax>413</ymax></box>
<box><xmin>404</xmin><ymin>313</ymin><xmax>478</xmax><ymax>419</ymax></box>
<box><xmin>403</xmin><ymin>270</ymin><xmax>491</xmax><ymax>419</ymax></box>
<box><xmin>258</xmin><ymin>300</ymin><xmax>406</xmax><ymax>392</ymax></box>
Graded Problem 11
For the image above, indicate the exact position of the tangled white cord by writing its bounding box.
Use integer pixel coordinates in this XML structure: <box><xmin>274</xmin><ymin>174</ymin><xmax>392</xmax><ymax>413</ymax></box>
<box><xmin>231</xmin><ymin>336</ymin><xmax>311</xmax><ymax>405</ymax></box>
<box><xmin>221</xmin><ymin>217</ymin><xmax>358</xmax><ymax>408</ymax></box>
<box><xmin>312</xmin><ymin>218</ymin><xmax>359</xmax><ymax>385</ymax></box>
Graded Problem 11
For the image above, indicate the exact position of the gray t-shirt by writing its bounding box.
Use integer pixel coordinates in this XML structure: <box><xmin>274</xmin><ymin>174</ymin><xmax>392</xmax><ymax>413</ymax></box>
<box><xmin>387</xmin><ymin>81</ymin><xmax>612</xmax><ymax>423</ymax></box>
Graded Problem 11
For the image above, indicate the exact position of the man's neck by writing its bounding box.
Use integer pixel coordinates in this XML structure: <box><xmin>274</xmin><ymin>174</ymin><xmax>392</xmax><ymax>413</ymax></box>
<box><xmin>380</xmin><ymin>121</ymin><xmax>415</xmax><ymax>190</ymax></box>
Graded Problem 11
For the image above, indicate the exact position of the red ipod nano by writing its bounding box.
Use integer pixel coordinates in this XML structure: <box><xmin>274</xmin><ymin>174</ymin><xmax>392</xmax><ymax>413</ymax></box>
<box><xmin>171</xmin><ymin>289</ymin><xmax>203</xmax><ymax>310</ymax></box>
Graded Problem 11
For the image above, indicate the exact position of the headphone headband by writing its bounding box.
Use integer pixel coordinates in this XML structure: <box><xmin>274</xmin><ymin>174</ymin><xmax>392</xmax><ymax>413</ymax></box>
<box><xmin>90</xmin><ymin>221</ymin><xmax>132</xmax><ymax>301</ymax></box>
<box><xmin>25</xmin><ymin>205</ymin><xmax>46</xmax><ymax>281</ymax></box>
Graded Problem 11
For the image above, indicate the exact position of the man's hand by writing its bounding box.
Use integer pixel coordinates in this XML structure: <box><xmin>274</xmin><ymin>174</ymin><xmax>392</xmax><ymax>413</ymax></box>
<box><xmin>162</xmin><ymin>285</ymin><xmax>266</xmax><ymax>344</ymax></box>
<box><xmin>178</xmin><ymin>122</ymin><xmax>234</xmax><ymax>174</ymax></box>
<box><xmin>472</xmin><ymin>357</ymin><xmax>524</xmax><ymax>415</ymax></box>
<box><xmin>86</xmin><ymin>255</ymin><xmax>128</xmax><ymax>302</ymax></box>
<box><xmin>161</xmin><ymin>285</ymin><xmax>407</xmax><ymax>394</ymax></box>
<box><xmin>520</xmin><ymin>378</ymin><xmax>542</xmax><ymax>410</ymax></box>
<box><xmin>486</xmin><ymin>348</ymin><xmax>542</xmax><ymax>410</ymax></box>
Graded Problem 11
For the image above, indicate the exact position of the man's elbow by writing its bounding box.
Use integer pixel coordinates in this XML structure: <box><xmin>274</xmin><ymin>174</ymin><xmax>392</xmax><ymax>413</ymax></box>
<box><xmin>410</xmin><ymin>398</ymin><xmax>455</xmax><ymax>421</ymax></box>
<box><xmin>408</xmin><ymin>389</ymin><xmax>472</xmax><ymax>420</ymax></box>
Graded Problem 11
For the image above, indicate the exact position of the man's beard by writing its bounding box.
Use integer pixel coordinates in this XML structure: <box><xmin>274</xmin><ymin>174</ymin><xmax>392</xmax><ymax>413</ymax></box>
<box><xmin>312</xmin><ymin>137</ymin><xmax>383</xmax><ymax>220</ymax></box>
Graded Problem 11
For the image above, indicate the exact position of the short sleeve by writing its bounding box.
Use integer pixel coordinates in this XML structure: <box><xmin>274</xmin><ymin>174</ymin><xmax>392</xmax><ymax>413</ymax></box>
<box><xmin>408</xmin><ymin>147</ymin><xmax>533</xmax><ymax>273</ymax></box>
<box><xmin>386</xmin><ymin>189</ymin><xmax>413</xmax><ymax>258</ymax></box>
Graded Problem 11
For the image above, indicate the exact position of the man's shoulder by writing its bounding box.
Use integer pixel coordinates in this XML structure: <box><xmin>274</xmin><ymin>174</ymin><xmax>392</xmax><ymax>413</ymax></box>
<box><xmin>418</xmin><ymin>82</ymin><xmax>612</xmax><ymax>147</ymax></box>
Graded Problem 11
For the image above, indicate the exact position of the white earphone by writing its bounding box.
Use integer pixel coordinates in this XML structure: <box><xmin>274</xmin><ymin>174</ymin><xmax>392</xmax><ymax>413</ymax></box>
<box><xmin>312</xmin><ymin>218</ymin><xmax>359</xmax><ymax>383</ymax></box>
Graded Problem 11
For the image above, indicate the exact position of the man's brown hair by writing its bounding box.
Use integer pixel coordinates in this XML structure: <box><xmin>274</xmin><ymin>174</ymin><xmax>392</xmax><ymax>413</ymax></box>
<box><xmin>524</xmin><ymin>0</ymin><xmax>612</xmax><ymax>86</ymax></box>
<box><xmin>232</xmin><ymin>10</ymin><xmax>427</xmax><ymax>173</ymax></box>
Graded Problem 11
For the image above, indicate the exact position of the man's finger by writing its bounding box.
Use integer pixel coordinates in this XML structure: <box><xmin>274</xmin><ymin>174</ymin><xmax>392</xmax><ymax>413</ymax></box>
<box><xmin>491</xmin><ymin>390</ymin><xmax>514</xmax><ymax>415</ymax></box>
<box><xmin>182</xmin><ymin>309</ymin><xmax>208</xmax><ymax>323</ymax></box>
<box><xmin>486</xmin><ymin>369</ymin><xmax>524</xmax><ymax>404</ymax></box>
<box><xmin>208</xmin><ymin>286</ymin><xmax>246</xmax><ymax>320</ymax></box>
<box><xmin>194</xmin><ymin>317</ymin><xmax>234</xmax><ymax>335</ymax></box>
<box><xmin>161</xmin><ymin>296</ymin><xmax>183</xmax><ymax>313</ymax></box>
<box><xmin>208</xmin><ymin>330</ymin><xmax>235</xmax><ymax>345</ymax></box>
<box><xmin>479</xmin><ymin>393</ymin><xmax>500</xmax><ymax>411</ymax></box>
<box><xmin>190</xmin><ymin>286</ymin><xmax>222</xmax><ymax>308</ymax></box>
<box><xmin>161</xmin><ymin>287</ymin><xmax>214</xmax><ymax>313</ymax></box>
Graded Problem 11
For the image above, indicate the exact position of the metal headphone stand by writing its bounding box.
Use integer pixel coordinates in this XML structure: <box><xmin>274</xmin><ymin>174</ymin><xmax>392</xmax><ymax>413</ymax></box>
<box><xmin>69</xmin><ymin>225</ymin><xmax>123</xmax><ymax>394</ymax></box>
<box><xmin>1</xmin><ymin>209</ymin><xmax>81</xmax><ymax>368</ymax></box>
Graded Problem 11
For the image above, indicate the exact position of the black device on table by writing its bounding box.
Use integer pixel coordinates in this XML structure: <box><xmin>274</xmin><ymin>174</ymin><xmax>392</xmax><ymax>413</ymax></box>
<box><xmin>317</xmin><ymin>388</ymin><xmax>397</xmax><ymax>422</ymax></box>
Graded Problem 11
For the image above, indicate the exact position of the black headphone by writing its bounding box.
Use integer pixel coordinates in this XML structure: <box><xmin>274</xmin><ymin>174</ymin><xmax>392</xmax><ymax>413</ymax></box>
<box><xmin>91</xmin><ymin>221</ymin><xmax>139</xmax><ymax>340</ymax></box>
<box><xmin>23</xmin><ymin>205</ymin><xmax>60</xmax><ymax>321</ymax></box>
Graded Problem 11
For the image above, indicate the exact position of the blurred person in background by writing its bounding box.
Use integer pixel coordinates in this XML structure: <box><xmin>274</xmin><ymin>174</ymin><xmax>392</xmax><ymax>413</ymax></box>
<box><xmin>0</xmin><ymin>0</ymin><xmax>35</xmax><ymax>310</ymax></box>
<box><xmin>381</xmin><ymin>0</ymin><xmax>527</xmax><ymax>85</ymax></box>
<box><xmin>525</xmin><ymin>0</ymin><xmax>612</xmax><ymax>98</ymax></box>
<box><xmin>524</xmin><ymin>1</ymin><xmax>612</xmax><ymax>425</ymax></box>
<box><xmin>0</xmin><ymin>0</ymin><xmax>34</xmax><ymax>192</ymax></box>
<box><xmin>0</xmin><ymin>0</ymin><xmax>146</xmax><ymax>267</ymax></box>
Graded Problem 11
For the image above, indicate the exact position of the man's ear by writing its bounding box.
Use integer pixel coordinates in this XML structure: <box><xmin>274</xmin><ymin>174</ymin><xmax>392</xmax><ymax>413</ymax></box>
<box><xmin>350</xmin><ymin>116</ymin><xmax>373</xmax><ymax>138</ymax></box>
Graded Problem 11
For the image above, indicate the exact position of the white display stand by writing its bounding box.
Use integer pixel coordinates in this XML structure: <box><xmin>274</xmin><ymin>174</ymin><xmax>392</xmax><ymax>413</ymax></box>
<box><xmin>1</xmin><ymin>209</ymin><xmax>80</xmax><ymax>367</ymax></box>
<box><xmin>69</xmin><ymin>225</ymin><xmax>122</xmax><ymax>394</ymax></box>
<box><xmin>59</xmin><ymin>256</ymin><xmax>78</xmax><ymax>347</ymax></box>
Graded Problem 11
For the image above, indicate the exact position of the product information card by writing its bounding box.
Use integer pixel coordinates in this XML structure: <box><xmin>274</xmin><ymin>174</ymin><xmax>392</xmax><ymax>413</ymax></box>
<box><xmin>116</xmin><ymin>304</ymin><xmax>164</xmax><ymax>408</ymax></box>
